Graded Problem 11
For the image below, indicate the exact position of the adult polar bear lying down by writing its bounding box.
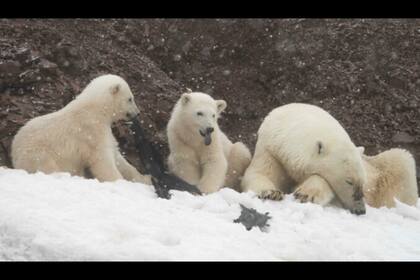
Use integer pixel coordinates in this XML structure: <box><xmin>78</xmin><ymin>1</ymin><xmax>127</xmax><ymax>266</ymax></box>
<box><xmin>12</xmin><ymin>74</ymin><xmax>151</xmax><ymax>184</ymax></box>
<box><xmin>294</xmin><ymin>147</ymin><xmax>418</xmax><ymax>208</ymax></box>
<box><xmin>167</xmin><ymin>91</ymin><xmax>252</xmax><ymax>194</ymax></box>
<box><xmin>241</xmin><ymin>103</ymin><xmax>367</xmax><ymax>215</ymax></box>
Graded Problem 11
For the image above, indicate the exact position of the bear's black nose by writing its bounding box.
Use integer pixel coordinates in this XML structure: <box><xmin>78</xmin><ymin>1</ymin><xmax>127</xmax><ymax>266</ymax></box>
<box><xmin>206</xmin><ymin>127</ymin><xmax>214</xmax><ymax>134</ymax></box>
<box><xmin>350</xmin><ymin>208</ymin><xmax>366</xmax><ymax>215</ymax></box>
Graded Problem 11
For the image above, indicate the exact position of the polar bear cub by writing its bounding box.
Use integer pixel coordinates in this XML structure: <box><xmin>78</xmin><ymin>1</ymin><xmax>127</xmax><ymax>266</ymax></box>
<box><xmin>241</xmin><ymin>103</ymin><xmax>367</xmax><ymax>214</ymax></box>
<box><xmin>167</xmin><ymin>91</ymin><xmax>252</xmax><ymax>194</ymax></box>
<box><xmin>294</xmin><ymin>147</ymin><xmax>418</xmax><ymax>208</ymax></box>
<box><xmin>12</xmin><ymin>74</ymin><xmax>151</xmax><ymax>184</ymax></box>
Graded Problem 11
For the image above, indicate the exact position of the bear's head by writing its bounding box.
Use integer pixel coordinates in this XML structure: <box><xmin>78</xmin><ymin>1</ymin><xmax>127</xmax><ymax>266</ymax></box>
<box><xmin>78</xmin><ymin>74</ymin><xmax>140</xmax><ymax>122</ymax></box>
<box><xmin>314</xmin><ymin>139</ymin><xmax>367</xmax><ymax>215</ymax></box>
<box><xmin>175</xmin><ymin>91</ymin><xmax>226</xmax><ymax>146</ymax></box>
<box><xmin>109</xmin><ymin>81</ymin><xmax>140</xmax><ymax>122</ymax></box>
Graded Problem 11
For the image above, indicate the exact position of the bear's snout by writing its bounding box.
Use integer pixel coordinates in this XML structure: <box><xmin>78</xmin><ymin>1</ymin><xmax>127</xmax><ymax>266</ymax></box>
<box><xmin>126</xmin><ymin>112</ymin><xmax>140</xmax><ymax>120</ymax></box>
<box><xmin>350</xmin><ymin>207</ymin><xmax>366</xmax><ymax>215</ymax></box>
<box><xmin>352</xmin><ymin>185</ymin><xmax>364</xmax><ymax>201</ymax></box>
<box><xmin>199</xmin><ymin>127</ymin><xmax>214</xmax><ymax>146</ymax></box>
<box><xmin>199</xmin><ymin>127</ymin><xmax>214</xmax><ymax>137</ymax></box>
<box><xmin>350</xmin><ymin>188</ymin><xmax>366</xmax><ymax>215</ymax></box>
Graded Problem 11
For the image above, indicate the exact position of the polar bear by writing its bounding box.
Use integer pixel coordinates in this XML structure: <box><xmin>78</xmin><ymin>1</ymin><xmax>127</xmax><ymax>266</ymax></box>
<box><xmin>294</xmin><ymin>147</ymin><xmax>419</xmax><ymax>208</ymax></box>
<box><xmin>11</xmin><ymin>74</ymin><xmax>151</xmax><ymax>184</ymax></box>
<box><xmin>167</xmin><ymin>91</ymin><xmax>252</xmax><ymax>194</ymax></box>
<box><xmin>241</xmin><ymin>103</ymin><xmax>367</xmax><ymax>214</ymax></box>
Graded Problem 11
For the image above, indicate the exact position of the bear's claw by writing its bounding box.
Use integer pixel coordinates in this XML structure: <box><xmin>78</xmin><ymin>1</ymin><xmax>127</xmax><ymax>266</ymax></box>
<box><xmin>293</xmin><ymin>190</ymin><xmax>314</xmax><ymax>203</ymax></box>
<box><xmin>259</xmin><ymin>190</ymin><xmax>284</xmax><ymax>201</ymax></box>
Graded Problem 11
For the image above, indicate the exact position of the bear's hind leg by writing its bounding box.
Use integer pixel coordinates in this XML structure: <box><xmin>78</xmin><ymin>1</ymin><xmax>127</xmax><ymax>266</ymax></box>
<box><xmin>89</xmin><ymin>149</ymin><xmax>124</xmax><ymax>182</ymax></box>
<box><xmin>115</xmin><ymin>151</ymin><xmax>152</xmax><ymax>185</ymax></box>
<box><xmin>167</xmin><ymin>149</ymin><xmax>201</xmax><ymax>186</ymax></box>
<box><xmin>37</xmin><ymin>158</ymin><xmax>61</xmax><ymax>174</ymax></box>
<box><xmin>293</xmin><ymin>174</ymin><xmax>335</xmax><ymax>206</ymax></box>
<box><xmin>15</xmin><ymin>150</ymin><xmax>60</xmax><ymax>175</ymax></box>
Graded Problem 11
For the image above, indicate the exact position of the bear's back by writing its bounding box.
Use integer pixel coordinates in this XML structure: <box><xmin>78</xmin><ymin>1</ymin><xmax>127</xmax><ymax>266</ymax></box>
<box><xmin>261</xmin><ymin>103</ymin><xmax>350</xmax><ymax>141</ymax></box>
<box><xmin>258</xmin><ymin>103</ymin><xmax>355</xmax><ymax>165</ymax></box>
<box><xmin>14</xmin><ymin>110</ymin><xmax>62</xmax><ymax>144</ymax></box>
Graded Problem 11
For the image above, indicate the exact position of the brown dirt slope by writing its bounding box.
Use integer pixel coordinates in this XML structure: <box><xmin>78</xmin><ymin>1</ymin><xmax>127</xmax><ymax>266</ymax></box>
<box><xmin>1</xmin><ymin>19</ymin><xmax>419</xmax><ymax>187</ymax></box>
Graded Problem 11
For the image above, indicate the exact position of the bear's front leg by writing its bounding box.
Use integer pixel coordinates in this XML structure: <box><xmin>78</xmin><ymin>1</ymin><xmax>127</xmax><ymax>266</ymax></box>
<box><xmin>168</xmin><ymin>147</ymin><xmax>201</xmax><ymax>186</ymax></box>
<box><xmin>241</xmin><ymin>149</ymin><xmax>288</xmax><ymax>201</ymax></box>
<box><xmin>242</xmin><ymin>171</ymin><xmax>285</xmax><ymax>201</ymax></box>
<box><xmin>224</xmin><ymin>142</ymin><xmax>252</xmax><ymax>190</ymax></box>
<box><xmin>115</xmin><ymin>151</ymin><xmax>152</xmax><ymax>185</ymax></box>
<box><xmin>198</xmin><ymin>155</ymin><xmax>227</xmax><ymax>194</ymax></box>
<box><xmin>89</xmin><ymin>149</ymin><xmax>124</xmax><ymax>182</ymax></box>
<box><xmin>293</xmin><ymin>174</ymin><xmax>335</xmax><ymax>206</ymax></box>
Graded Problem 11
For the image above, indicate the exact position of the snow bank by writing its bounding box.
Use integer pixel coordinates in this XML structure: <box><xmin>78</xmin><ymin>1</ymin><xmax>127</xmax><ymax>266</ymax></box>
<box><xmin>0</xmin><ymin>167</ymin><xmax>419</xmax><ymax>260</ymax></box>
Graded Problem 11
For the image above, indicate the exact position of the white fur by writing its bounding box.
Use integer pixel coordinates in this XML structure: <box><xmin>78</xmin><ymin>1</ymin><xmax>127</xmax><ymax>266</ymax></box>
<box><xmin>167</xmin><ymin>92</ymin><xmax>251</xmax><ymax>194</ymax></box>
<box><xmin>293</xmin><ymin>148</ymin><xmax>419</xmax><ymax>208</ymax></box>
<box><xmin>294</xmin><ymin>174</ymin><xmax>337</xmax><ymax>205</ymax></box>
<box><xmin>12</xmin><ymin>74</ymin><xmax>151</xmax><ymax>184</ymax></box>
<box><xmin>362</xmin><ymin>148</ymin><xmax>418</xmax><ymax>207</ymax></box>
<box><xmin>242</xmin><ymin>103</ymin><xmax>366</xmax><ymax>212</ymax></box>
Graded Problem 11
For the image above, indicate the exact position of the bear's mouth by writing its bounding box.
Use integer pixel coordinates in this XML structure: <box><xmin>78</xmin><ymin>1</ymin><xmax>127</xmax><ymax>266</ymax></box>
<box><xmin>199</xmin><ymin>130</ymin><xmax>212</xmax><ymax>146</ymax></box>
<box><xmin>123</xmin><ymin>112</ymin><xmax>140</xmax><ymax>124</ymax></box>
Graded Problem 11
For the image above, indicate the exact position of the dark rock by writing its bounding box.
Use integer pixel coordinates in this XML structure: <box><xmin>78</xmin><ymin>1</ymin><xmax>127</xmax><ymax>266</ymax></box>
<box><xmin>26</xmin><ymin>50</ymin><xmax>42</xmax><ymax>65</ymax></box>
<box><xmin>38</xmin><ymin>59</ymin><xmax>58</xmax><ymax>75</ymax></box>
<box><xmin>18</xmin><ymin>69</ymin><xmax>40</xmax><ymax>84</ymax></box>
<box><xmin>67</xmin><ymin>47</ymin><xmax>79</xmax><ymax>58</ymax></box>
<box><xmin>408</xmin><ymin>100</ymin><xmax>418</xmax><ymax>109</ymax></box>
<box><xmin>384</xmin><ymin>104</ymin><xmax>393</xmax><ymax>115</ymax></box>
<box><xmin>0</xmin><ymin>61</ymin><xmax>21</xmax><ymax>75</ymax></box>
<box><xmin>392</xmin><ymin>131</ymin><xmax>415</xmax><ymax>144</ymax></box>
<box><xmin>15</xmin><ymin>47</ymin><xmax>30</xmax><ymax>62</ymax></box>
<box><xmin>182</xmin><ymin>41</ymin><xmax>192</xmax><ymax>54</ymax></box>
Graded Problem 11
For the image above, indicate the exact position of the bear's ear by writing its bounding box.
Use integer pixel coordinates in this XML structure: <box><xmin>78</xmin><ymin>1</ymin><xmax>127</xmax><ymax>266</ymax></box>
<box><xmin>110</xmin><ymin>84</ymin><xmax>121</xmax><ymax>95</ymax></box>
<box><xmin>181</xmin><ymin>93</ymin><xmax>191</xmax><ymax>105</ymax></box>
<box><xmin>216</xmin><ymin>100</ymin><xmax>227</xmax><ymax>113</ymax></box>
<box><xmin>357</xmin><ymin>146</ymin><xmax>365</xmax><ymax>155</ymax></box>
<box><xmin>316</xmin><ymin>141</ymin><xmax>324</xmax><ymax>155</ymax></box>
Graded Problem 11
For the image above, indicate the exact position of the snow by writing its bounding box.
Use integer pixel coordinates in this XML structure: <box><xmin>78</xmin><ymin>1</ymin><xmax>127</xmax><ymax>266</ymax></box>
<box><xmin>0</xmin><ymin>167</ymin><xmax>419</xmax><ymax>261</ymax></box>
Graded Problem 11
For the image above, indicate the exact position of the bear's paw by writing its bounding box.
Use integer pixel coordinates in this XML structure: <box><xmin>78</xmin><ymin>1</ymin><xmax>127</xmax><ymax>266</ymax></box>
<box><xmin>259</xmin><ymin>190</ymin><xmax>284</xmax><ymax>201</ymax></box>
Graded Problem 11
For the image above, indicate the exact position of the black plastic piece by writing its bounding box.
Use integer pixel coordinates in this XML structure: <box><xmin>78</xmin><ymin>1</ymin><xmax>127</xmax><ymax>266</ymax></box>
<box><xmin>234</xmin><ymin>204</ymin><xmax>271</xmax><ymax>231</ymax></box>
<box><xmin>130</xmin><ymin>118</ymin><xmax>202</xmax><ymax>199</ymax></box>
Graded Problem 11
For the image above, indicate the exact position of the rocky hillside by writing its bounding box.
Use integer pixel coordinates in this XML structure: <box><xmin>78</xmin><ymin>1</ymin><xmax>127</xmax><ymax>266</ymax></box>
<box><xmin>1</xmin><ymin>19</ymin><xmax>419</xmax><ymax>185</ymax></box>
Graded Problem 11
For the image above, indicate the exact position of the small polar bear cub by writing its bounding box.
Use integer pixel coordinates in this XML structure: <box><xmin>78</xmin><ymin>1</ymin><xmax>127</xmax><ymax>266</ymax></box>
<box><xmin>241</xmin><ymin>103</ymin><xmax>367</xmax><ymax>215</ymax></box>
<box><xmin>12</xmin><ymin>74</ymin><xmax>151</xmax><ymax>184</ymax></box>
<box><xmin>294</xmin><ymin>147</ymin><xmax>418</xmax><ymax>208</ymax></box>
<box><xmin>167</xmin><ymin>91</ymin><xmax>252</xmax><ymax>194</ymax></box>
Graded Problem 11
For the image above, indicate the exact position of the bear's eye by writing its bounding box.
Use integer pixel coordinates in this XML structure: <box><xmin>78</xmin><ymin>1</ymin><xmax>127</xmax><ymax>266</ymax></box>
<box><xmin>197</xmin><ymin>112</ymin><xmax>203</xmax><ymax>116</ymax></box>
<box><xmin>128</xmin><ymin>98</ymin><xmax>133</xmax><ymax>102</ymax></box>
<box><xmin>345</xmin><ymin>179</ymin><xmax>353</xmax><ymax>186</ymax></box>
<box><xmin>212</xmin><ymin>114</ymin><xmax>215</xmax><ymax>118</ymax></box>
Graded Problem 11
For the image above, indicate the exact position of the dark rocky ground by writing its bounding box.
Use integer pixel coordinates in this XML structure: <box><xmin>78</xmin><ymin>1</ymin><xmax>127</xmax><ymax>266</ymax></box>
<box><xmin>0</xmin><ymin>19</ymin><xmax>419</xmax><ymax>187</ymax></box>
